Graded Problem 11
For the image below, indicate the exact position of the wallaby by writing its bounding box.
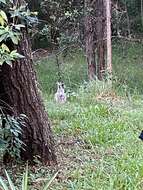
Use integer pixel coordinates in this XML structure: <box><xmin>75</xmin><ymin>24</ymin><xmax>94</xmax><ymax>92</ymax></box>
<box><xmin>55</xmin><ymin>82</ymin><xmax>67</xmax><ymax>103</ymax></box>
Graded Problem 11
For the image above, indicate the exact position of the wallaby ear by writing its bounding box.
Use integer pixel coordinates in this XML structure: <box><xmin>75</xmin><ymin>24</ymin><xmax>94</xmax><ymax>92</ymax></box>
<box><xmin>57</xmin><ymin>81</ymin><xmax>60</xmax><ymax>87</ymax></box>
<box><xmin>60</xmin><ymin>81</ymin><xmax>65</xmax><ymax>88</ymax></box>
<box><xmin>61</xmin><ymin>83</ymin><xmax>64</xmax><ymax>88</ymax></box>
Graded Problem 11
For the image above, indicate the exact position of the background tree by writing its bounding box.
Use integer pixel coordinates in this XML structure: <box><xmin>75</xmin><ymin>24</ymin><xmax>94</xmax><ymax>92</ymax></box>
<box><xmin>84</xmin><ymin>0</ymin><xmax>111</xmax><ymax>80</ymax></box>
<box><xmin>84</xmin><ymin>0</ymin><xmax>96</xmax><ymax>80</ymax></box>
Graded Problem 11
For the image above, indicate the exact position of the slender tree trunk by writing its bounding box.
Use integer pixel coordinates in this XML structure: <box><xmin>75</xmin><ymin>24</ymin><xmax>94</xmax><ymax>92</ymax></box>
<box><xmin>84</xmin><ymin>0</ymin><xmax>112</xmax><ymax>80</ymax></box>
<box><xmin>125</xmin><ymin>4</ymin><xmax>131</xmax><ymax>38</ymax></box>
<box><xmin>115</xmin><ymin>1</ymin><xmax>120</xmax><ymax>37</ymax></box>
<box><xmin>106</xmin><ymin>0</ymin><xmax>112</xmax><ymax>75</ymax></box>
<box><xmin>84</xmin><ymin>0</ymin><xmax>96</xmax><ymax>80</ymax></box>
<box><xmin>95</xmin><ymin>0</ymin><xmax>106</xmax><ymax>80</ymax></box>
<box><xmin>141</xmin><ymin>0</ymin><xmax>143</xmax><ymax>26</ymax></box>
<box><xmin>0</xmin><ymin>30</ymin><xmax>56</xmax><ymax>164</ymax></box>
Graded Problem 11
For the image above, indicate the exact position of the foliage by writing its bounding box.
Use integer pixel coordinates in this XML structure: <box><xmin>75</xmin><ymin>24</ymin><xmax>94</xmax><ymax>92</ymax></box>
<box><xmin>0</xmin><ymin>44</ymin><xmax>24</xmax><ymax>65</ymax></box>
<box><xmin>119</xmin><ymin>0</ymin><xmax>143</xmax><ymax>33</ymax></box>
<box><xmin>30</xmin><ymin>0</ymin><xmax>84</xmax><ymax>50</ymax></box>
<box><xmin>0</xmin><ymin>165</ymin><xmax>58</xmax><ymax>190</ymax></box>
<box><xmin>0</xmin><ymin>40</ymin><xmax>142</xmax><ymax>189</ymax></box>
<box><xmin>43</xmin><ymin>78</ymin><xmax>143</xmax><ymax>190</ymax></box>
<box><xmin>30</xmin><ymin>0</ymin><xmax>142</xmax><ymax>50</ymax></box>
<box><xmin>0</xmin><ymin>0</ymin><xmax>38</xmax><ymax>66</ymax></box>
<box><xmin>0</xmin><ymin>167</ymin><xmax>28</xmax><ymax>190</ymax></box>
<box><xmin>0</xmin><ymin>114</ymin><xmax>26</xmax><ymax>159</ymax></box>
<box><xmin>43</xmin><ymin>79</ymin><xmax>143</xmax><ymax>190</ymax></box>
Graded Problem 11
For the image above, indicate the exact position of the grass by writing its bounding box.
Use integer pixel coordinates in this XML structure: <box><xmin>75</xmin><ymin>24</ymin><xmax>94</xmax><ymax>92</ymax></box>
<box><xmin>112</xmin><ymin>40</ymin><xmax>143</xmax><ymax>94</ymax></box>
<box><xmin>35</xmin><ymin>40</ymin><xmax>143</xmax><ymax>95</ymax></box>
<box><xmin>42</xmin><ymin>80</ymin><xmax>143</xmax><ymax>190</ymax></box>
<box><xmin>0</xmin><ymin>41</ymin><xmax>143</xmax><ymax>189</ymax></box>
<box><xmin>35</xmin><ymin>50</ymin><xmax>87</xmax><ymax>94</ymax></box>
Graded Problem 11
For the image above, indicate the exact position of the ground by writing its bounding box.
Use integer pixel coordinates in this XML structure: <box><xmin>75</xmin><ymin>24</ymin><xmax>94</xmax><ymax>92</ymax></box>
<box><xmin>0</xmin><ymin>40</ymin><xmax>143</xmax><ymax>190</ymax></box>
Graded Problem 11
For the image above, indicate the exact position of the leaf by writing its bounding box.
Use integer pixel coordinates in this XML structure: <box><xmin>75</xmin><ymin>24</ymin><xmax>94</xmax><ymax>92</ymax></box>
<box><xmin>5</xmin><ymin>60</ymin><xmax>12</xmax><ymax>66</ymax></box>
<box><xmin>0</xmin><ymin>138</ymin><xmax>6</xmax><ymax>149</ymax></box>
<box><xmin>0</xmin><ymin>177</ymin><xmax>9</xmax><ymax>190</ymax></box>
<box><xmin>15</xmin><ymin>53</ymin><xmax>25</xmax><ymax>58</ymax></box>
<box><xmin>22</xmin><ymin>163</ymin><xmax>28</xmax><ymax>190</ymax></box>
<box><xmin>5</xmin><ymin>170</ymin><xmax>16</xmax><ymax>190</ymax></box>
<box><xmin>42</xmin><ymin>172</ymin><xmax>58</xmax><ymax>190</ymax></box>
<box><xmin>0</xmin><ymin>33</ymin><xmax>8</xmax><ymax>42</ymax></box>
<box><xmin>20</xmin><ymin>114</ymin><xmax>27</xmax><ymax>118</ymax></box>
<box><xmin>0</xmin><ymin>16</ymin><xmax>5</xmax><ymax>26</ymax></box>
<box><xmin>1</xmin><ymin>44</ymin><xmax>10</xmax><ymax>52</ymax></box>
<box><xmin>14</xmin><ymin>24</ymin><xmax>25</xmax><ymax>30</ymax></box>
<box><xmin>10</xmin><ymin>34</ymin><xmax>19</xmax><ymax>45</ymax></box>
<box><xmin>31</xmin><ymin>12</ymin><xmax>38</xmax><ymax>16</ymax></box>
<box><xmin>0</xmin><ymin>60</ymin><xmax>4</xmax><ymax>65</ymax></box>
<box><xmin>0</xmin><ymin>28</ymin><xmax>6</xmax><ymax>35</ymax></box>
<box><xmin>10</xmin><ymin>50</ymin><xmax>25</xmax><ymax>58</ymax></box>
<box><xmin>0</xmin><ymin>10</ymin><xmax>8</xmax><ymax>22</ymax></box>
<box><xmin>0</xmin><ymin>0</ymin><xmax>6</xmax><ymax>4</ymax></box>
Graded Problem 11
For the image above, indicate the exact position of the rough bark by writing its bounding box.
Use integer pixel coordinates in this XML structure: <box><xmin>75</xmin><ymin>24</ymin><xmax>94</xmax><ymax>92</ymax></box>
<box><xmin>106</xmin><ymin>0</ymin><xmax>112</xmax><ymax>75</ymax></box>
<box><xmin>95</xmin><ymin>0</ymin><xmax>106</xmax><ymax>80</ymax></box>
<box><xmin>84</xmin><ymin>0</ymin><xmax>107</xmax><ymax>80</ymax></box>
<box><xmin>84</xmin><ymin>0</ymin><xmax>96</xmax><ymax>80</ymax></box>
<box><xmin>0</xmin><ymin>31</ymin><xmax>57</xmax><ymax>164</ymax></box>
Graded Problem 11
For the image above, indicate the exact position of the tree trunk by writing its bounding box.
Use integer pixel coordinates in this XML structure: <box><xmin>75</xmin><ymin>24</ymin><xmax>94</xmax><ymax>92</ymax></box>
<box><xmin>0</xmin><ymin>32</ymin><xmax>56</xmax><ymax>164</ymax></box>
<box><xmin>141</xmin><ymin>0</ymin><xmax>143</xmax><ymax>26</ymax></box>
<box><xmin>84</xmin><ymin>0</ymin><xmax>96</xmax><ymax>80</ymax></box>
<box><xmin>95</xmin><ymin>0</ymin><xmax>106</xmax><ymax>80</ymax></box>
<box><xmin>106</xmin><ymin>0</ymin><xmax>112</xmax><ymax>75</ymax></box>
<box><xmin>84</xmin><ymin>0</ymin><xmax>108</xmax><ymax>80</ymax></box>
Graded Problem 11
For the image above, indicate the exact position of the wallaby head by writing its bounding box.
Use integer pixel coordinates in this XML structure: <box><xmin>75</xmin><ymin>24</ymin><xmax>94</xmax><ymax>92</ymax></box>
<box><xmin>57</xmin><ymin>82</ymin><xmax>65</xmax><ymax>91</ymax></box>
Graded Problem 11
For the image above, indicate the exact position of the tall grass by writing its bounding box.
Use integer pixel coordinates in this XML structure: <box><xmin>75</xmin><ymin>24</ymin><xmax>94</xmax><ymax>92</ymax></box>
<box><xmin>35</xmin><ymin>41</ymin><xmax>143</xmax><ymax>189</ymax></box>
<box><xmin>43</xmin><ymin>78</ymin><xmax>143</xmax><ymax>190</ymax></box>
<box><xmin>40</xmin><ymin>78</ymin><xmax>143</xmax><ymax>190</ymax></box>
<box><xmin>1</xmin><ymin>41</ymin><xmax>143</xmax><ymax>190</ymax></box>
<box><xmin>35</xmin><ymin>41</ymin><xmax>143</xmax><ymax>95</ymax></box>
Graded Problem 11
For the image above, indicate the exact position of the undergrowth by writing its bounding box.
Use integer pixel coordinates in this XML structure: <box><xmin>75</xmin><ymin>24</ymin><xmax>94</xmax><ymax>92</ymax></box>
<box><xmin>0</xmin><ymin>41</ymin><xmax>143</xmax><ymax>189</ymax></box>
<box><xmin>43</xmin><ymin>79</ymin><xmax>143</xmax><ymax>190</ymax></box>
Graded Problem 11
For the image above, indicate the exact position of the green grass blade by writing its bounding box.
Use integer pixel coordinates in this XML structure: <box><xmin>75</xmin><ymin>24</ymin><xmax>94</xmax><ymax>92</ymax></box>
<box><xmin>5</xmin><ymin>170</ymin><xmax>16</xmax><ymax>190</ymax></box>
<box><xmin>0</xmin><ymin>177</ymin><xmax>9</xmax><ymax>190</ymax></box>
<box><xmin>22</xmin><ymin>163</ymin><xmax>28</xmax><ymax>190</ymax></box>
<box><xmin>42</xmin><ymin>172</ymin><xmax>58</xmax><ymax>190</ymax></box>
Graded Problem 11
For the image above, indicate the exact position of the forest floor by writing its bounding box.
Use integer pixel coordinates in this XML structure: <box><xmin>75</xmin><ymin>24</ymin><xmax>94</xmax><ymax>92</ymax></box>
<box><xmin>1</xmin><ymin>41</ymin><xmax>143</xmax><ymax>190</ymax></box>
<box><xmin>43</xmin><ymin>85</ymin><xmax>143</xmax><ymax>190</ymax></box>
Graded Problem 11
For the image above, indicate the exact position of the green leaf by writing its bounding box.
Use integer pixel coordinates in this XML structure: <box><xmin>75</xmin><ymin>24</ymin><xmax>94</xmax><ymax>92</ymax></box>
<box><xmin>14</xmin><ymin>53</ymin><xmax>25</xmax><ymax>58</ymax></box>
<box><xmin>0</xmin><ymin>33</ymin><xmax>8</xmax><ymax>42</ymax></box>
<box><xmin>0</xmin><ymin>177</ymin><xmax>9</xmax><ymax>190</ymax></box>
<box><xmin>22</xmin><ymin>163</ymin><xmax>28</xmax><ymax>190</ymax></box>
<box><xmin>0</xmin><ymin>16</ymin><xmax>5</xmax><ymax>26</ymax></box>
<box><xmin>0</xmin><ymin>138</ymin><xmax>6</xmax><ymax>149</ymax></box>
<box><xmin>0</xmin><ymin>28</ymin><xmax>6</xmax><ymax>35</ymax></box>
<box><xmin>10</xmin><ymin>34</ymin><xmax>19</xmax><ymax>45</ymax></box>
<box><xmin>10</xmin><ymin>50</ymin><xmax>25</xmax><ymax>58</ymax></box>
<box><xmin>42</xmin><ymin>172</ymin><xmax>58</xmax><ymax>190</ymax></box>
<box><xmin>1</xmin><ymin>44</ymin><xmax>10</xmax><ymax>52</ymax></box>
<box><xmin>0</xmin><ymin>0</ymin><xmax>6</xmax><ymax>4</ymax></box>
<box><xmin>5</xmin><ymin>170</ymin><xmax>16</xmax><ymax>190</ymax></box>
<box><xmin>0</xmin><ymin>10</ymin><xmax>8</xmax><ymax>22</ymax></box>
<box><xmin>0</xmin><ymin>60</ymin><xmax>4</xmax><ymax>65</ymax></box>
<box><xmin>5</xmin><ymin>60</ymin><xmax>12</xmax><ymax>66</ymax></box>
